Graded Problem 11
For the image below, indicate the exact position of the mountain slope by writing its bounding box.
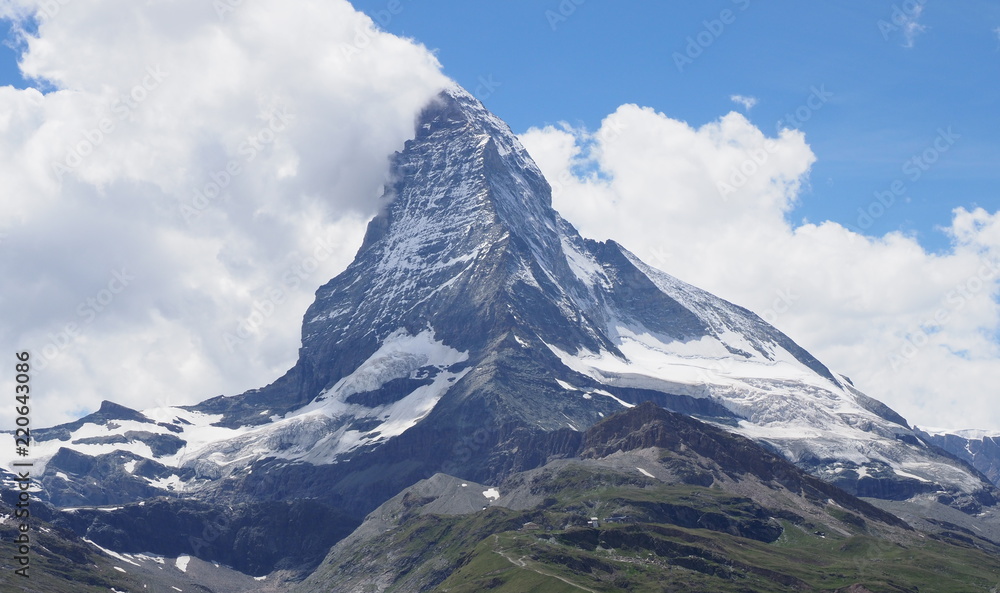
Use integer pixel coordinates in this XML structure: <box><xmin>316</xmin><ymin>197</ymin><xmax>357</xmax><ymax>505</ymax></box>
<box><xmin>918</xmin><ymin>428</ymin><xmax>1000</xmax><ymax>487</ymax></box>
<box><xmin>13</xmin><ymin>84</ymin><xmax>999</xmax><ymax>578</ymax></box>
<box><xmin>0</xmin><ymin>485</ymin><xmax>293</xmax><ymax>593</ymax></box>
<box><xmin>294</xmin><ymin>404</ymin><xmax>1000</xmax><ymax>593</ymax></box>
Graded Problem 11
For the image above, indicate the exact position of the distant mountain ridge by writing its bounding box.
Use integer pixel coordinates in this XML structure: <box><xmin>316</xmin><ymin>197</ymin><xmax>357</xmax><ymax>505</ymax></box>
<box><xmin>919</xmin><ymin>427</ymin><xmax>1000</xmax><ymax>486</ymax></box>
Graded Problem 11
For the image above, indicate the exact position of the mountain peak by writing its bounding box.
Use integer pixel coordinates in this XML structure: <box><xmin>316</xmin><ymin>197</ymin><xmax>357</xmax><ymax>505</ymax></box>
<box><xmin>357</xmin><ymin>85</ymin><xmax>555</xmax><ymax>256</ymax></box>
<box><xmin>298</xmin><ymin>84</ymin><xmax>596</xmax><ymax>384</ymax></box>
<box><xmin>21</xmin><ymin>87</ymin><xmax>999</xmax><ymax>569</ymax></box>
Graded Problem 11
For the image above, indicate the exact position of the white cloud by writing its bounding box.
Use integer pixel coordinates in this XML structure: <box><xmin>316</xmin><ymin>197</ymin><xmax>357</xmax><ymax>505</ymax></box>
<box><xmin>0</xmin><ymin>0</ymin><xmax>448</xmax><ymax>427</ymax></box>
<box><xmin>1</xmin><ymin>1</ymin><xmax>994</xmax><ymax>439</ymax></box>
<box><xmin>730</xmin><ymin>94</ymin><xmax>757</xmax><ymax>111</ymax></box>
<box><xmin>520</xmin><ymin>106</ymin><xmax>1000</xmax><ymax>432</ymax></box>
<box><xmin>900</xmin><ymin>5</ymin><xmax>927</xmax><ymax>48</ymax></box>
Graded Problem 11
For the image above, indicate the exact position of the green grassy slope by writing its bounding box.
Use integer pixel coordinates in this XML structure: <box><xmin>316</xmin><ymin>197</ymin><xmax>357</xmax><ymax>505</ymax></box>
<box><xmin>433</xmin><ymin>480</ymin><xmax>1000</xmax><ymax>593</ymax></box>
<box><xmin>296</xmin><ymin>404</ymin><xmax>1000</xmax><ymax>593</ymax></box>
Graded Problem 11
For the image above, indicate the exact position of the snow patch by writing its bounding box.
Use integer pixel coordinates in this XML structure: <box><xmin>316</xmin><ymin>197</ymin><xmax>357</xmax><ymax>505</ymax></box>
<box><xmin>483</xmin><ymin>488</ymin><xmax>500</xmax><ymax>501</ymax></box>
<box><xmin>308</xmin><ymin>327</ymin><xmax>469</xmax><ymax>411</ymax></box>
<box><xmin>194</xmin><ymin>327</ymin><xmax>472</xmax><ymax>467</ymax></box>
<box><xmin>636</xmin><ymin>467</ymin><xmax>655</xmax><ymax>478</ymax></box>
<box><xmin>592</xmin><ymin>389</ymin><xmax>634</xmax><ymax>409</ymax></box>
<box><xmin>562</xmin><ymin>236</ymin><xmax>609</xmax><ymax>289</ymax></box>
<box><xmin>147</xmin><ymin>474</ymin><xmax>185</xmax><ymax>492</ymax></box>
<box><xmin>175</xmin><ymin>555</ymin><xmax>190</xmax><ymax>572</ymax></box>
<box><xmin>893</xmin><ymin>468</ymin><xmax>930</xmax><ymax>483</ymax></box>
<box><xmin>83</xmin><ymin>538</ymin><xmax>140</xmax><ymax>566</ymax></box>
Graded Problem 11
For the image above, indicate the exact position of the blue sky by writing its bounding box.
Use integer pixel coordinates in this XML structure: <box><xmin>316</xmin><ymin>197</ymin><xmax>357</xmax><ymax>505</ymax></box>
<box><xmin>344</xmin><ymin>0</ymin><xmax>1000</xmax><ymax>253</ymax></box>
<box><xmin>2</xmin><ymin>1</ymin><xmax>996</xmax><ymax>251</ymax></box>
<box><xmin>0</xmin><ymin>22</ymin><xmax>20</xmax><ymax>84</ymax></box>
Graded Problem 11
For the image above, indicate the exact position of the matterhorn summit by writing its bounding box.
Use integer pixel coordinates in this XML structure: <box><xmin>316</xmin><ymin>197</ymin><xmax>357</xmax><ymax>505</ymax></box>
<box><xmin>17</xmin><ymin>85</ymin><xmax>999</xmax><ymax>576</ymax></box>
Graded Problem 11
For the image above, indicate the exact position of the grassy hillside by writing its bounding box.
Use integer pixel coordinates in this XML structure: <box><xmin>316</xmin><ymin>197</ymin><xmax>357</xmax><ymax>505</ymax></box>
<box><xmin>295</xmin><ymin>404</ymin><xmax>1000</xmax><ymax>593</ymax></box>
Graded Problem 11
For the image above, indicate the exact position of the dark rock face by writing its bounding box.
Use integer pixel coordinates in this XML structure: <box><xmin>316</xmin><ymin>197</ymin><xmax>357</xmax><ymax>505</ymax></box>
<box><xmin>344</xmin><ymin>375</ymin><xmax>436</xmax><ymax>407</ymax></box>
<box><xmin>579</xmin><ymin>403</ymin><xmax>911</xmax><ymax>530</ymax></box>
<box><xmin>33</xmin><ymin>400</ymin><xmax>161</xmax><ymax>442</ymax></box>
<box><xmin>52</xmin><ymin>498</ymin><xmax>357</xmax><ymax>576</ymax></box>
<box><xmin>42</xmin><ymin>448</ymin><xmax>194</xmax><ymax>507</ymax></box>
<box><xmin>72</xmin><ymin>431</ymin><xmax>185</xmax><ymax>456</ymax></box>
<box><xmin>921</xmin><ymin>430</ymin><xmax>1000</xmax><ymax>487</ymax></box>
<box><xmin>850</xmin><ymin>389</ymin><xmax>910</xmax><ymax>429</ymax></box>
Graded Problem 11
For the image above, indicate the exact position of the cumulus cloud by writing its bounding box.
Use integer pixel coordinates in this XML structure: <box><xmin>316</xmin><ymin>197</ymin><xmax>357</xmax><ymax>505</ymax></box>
<box><xmin>730</xmin><ymin>94</ymin><xmax>757</xmax><ymax>111</ymax></box>
<box><xmin>2</xmin><ymin>0</ymin><xmax>995</xmax><ymax>438</ymax></box>
<box><xmin>520</xmin><ymin>106</ymin><xmax>1000</xmax><ymax>431</ymax></box>
<box><xmin>0</xmin><ymin>0</ymin><xmax>448</xmax><ymax>427</ymax></box>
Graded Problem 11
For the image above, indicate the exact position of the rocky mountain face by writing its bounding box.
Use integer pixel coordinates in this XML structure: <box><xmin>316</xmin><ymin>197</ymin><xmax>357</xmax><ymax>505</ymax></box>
<box><xmin>12</xmin><ymin>85</ymin><xmax>1000</xmax><ymax>583</ymax></box>
<box><xmin>0</xmin><ymin>485</ymin><xmax>291</xmax><ymax>593</ymax></box>
<box><xmin>918</xmin><ymin>428</ymin><xmax>1000</xmax><ymax>487</ymax></box>
<box><xmin>293</xmin><ymin>404</ymin><xmax>1000</xmax><ymax>593</ymax></box>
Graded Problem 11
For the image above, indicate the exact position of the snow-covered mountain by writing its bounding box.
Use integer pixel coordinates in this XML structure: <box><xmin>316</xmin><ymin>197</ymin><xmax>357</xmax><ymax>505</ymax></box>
<box><xmin>918</xmin><ymin>427</ymin><xmax>1000</xmax><ymax>487</ymax></box>
<box><xmin>14</xmin><ymin>86</ymin><xmax>998</xmax><ymax>569</ymax></box>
